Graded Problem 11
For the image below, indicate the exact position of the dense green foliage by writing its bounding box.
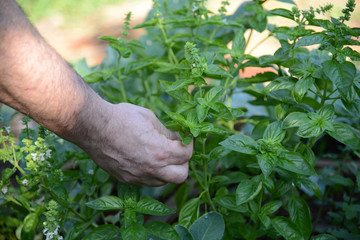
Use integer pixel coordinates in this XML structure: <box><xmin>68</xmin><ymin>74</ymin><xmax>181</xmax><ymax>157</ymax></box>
<box><xmin>1</xmin><ymin>0</ymin><xmax>360</xmax><ymax>239</ymax></box>
<box><xmin>17</xmin><ymin>0</ymin><xmax>123</xmax><ymax>22</ymax></box>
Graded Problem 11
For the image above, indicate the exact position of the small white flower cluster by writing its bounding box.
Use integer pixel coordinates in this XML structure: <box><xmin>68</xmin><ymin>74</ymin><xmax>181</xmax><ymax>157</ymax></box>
<box><xmin>43</xmin><ymin>225</ymin><xmax>63</xmax><ymax>240</ymax></box>
<box><xmin>30</xmin><ymin>149</ymin><xmax>51</xmax><ymax>162</ymax></box>
<box><xmin>88</xmin><ymin>169</ymin><xmax>94</xmax><ymax>175</ymax></box>
<box><xmin>22</xmin><ymin>179</ymin><xmax>29</xmax><ymax>186</ymax></box>
<box><xmin>5</xmin><ymin>126</ymin><xmax>11</xmax><ymax>134</ymax></box>
<box><xmin>1</xmin><ymin>186</ymin><xmax>8</xmax><ymax>194</ymax></box>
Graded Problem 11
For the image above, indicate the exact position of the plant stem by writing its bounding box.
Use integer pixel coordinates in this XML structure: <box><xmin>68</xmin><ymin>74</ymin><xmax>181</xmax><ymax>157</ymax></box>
<box><xmin>244</xmin><ymin>29</ymin><xmax>253</xmax><ymax>53</ymax></box>
<box><xmin>117</xmin><ymin>57</ymin><xmax>128</xmax><ymax>102</ymax></box>
<box><xmin>248</xmin><ymin>34</ymin><xmax>271</xmax><ymax>54</ymax></box>
<box><xmin>321</xmin><ymin>79</ymin><xmax>328</xmax><ymax>106</ymax></box>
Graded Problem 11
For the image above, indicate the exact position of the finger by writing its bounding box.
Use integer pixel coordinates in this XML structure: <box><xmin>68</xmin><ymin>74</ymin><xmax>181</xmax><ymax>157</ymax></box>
<box><xmin>163</xmin><ymin>138</ymin><xmax>193</xmax><ymax>165</ymax></box>
<box><xmin>157</xmin><ymin>162</ymin><xmax>189</xmax><ymax>184</ymax></box>
<box><xmin>151</xmin><ymin>117</ymin><xmax>180</xmax><ymax>141</ymax></box>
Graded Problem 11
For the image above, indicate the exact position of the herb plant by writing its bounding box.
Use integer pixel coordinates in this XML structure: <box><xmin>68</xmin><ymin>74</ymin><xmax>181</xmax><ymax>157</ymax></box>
<box><xmin>1</xmin><ymin>0</ymin><xmax>360</xmax><ymax>239</ymax></box>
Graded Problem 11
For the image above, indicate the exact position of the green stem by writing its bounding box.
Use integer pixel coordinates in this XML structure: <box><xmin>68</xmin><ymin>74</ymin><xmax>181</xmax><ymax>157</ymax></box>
<box><xmin>248</xmin><ymin>35</ymin><xmax>271</xmax><ymax>54</ymax></box>
<box><xmin>25</xmin><ymin>121</ymin><xmax>30</xmax><ymax>139</ymax></box>
<box><xmin>308</xmin><ymin>136</ymin><xmax>317</xmax><ymax>148</ymax></box>
<box><xmin>12</xmin><ymin>148</ymin><xmax>27</xmax><ymax>176</ymax></box>
<box><xmin>321</xmin><ymin>80</ymin><xmax>328</xmax><ymax>106</ymax></box>
<box><xmin>244</xmin><ymin>29</ymin><xmax>253</xmax><ymax>53</ymax></box>
<box><xmin>189</xmin><ymin>163</ymin><xmax>206</xmax><ymax>189</ymax></box>
<box><xmin>117</xmin><ymin>57</ymin><xmax>128</xmax><ymax>102</ymax></box>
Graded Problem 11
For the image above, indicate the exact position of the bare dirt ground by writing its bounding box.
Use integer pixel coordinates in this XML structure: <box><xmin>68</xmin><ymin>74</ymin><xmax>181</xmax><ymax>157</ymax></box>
<box><xmin>34</xmin><ymin>0</ymin><xmax>359</xmax><ymax>68</ymax></box>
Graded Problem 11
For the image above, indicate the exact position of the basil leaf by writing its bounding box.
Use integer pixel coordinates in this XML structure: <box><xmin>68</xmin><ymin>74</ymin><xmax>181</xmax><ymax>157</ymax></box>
<box><xmin>271</xmin><ymin>216</ymin><xmax>304</xmax><ymax>240</ymax></box>
<box><xmin>236</xmin><ymin>177</ymin><xmax>263</xmax><ymax>205</ymax></box>
<box><xmin>83</xmin><ymin>225</ymin><xmax>120</xmax><ymax>240</ymax></box>
<box><xmin>288</xmin><ymin>196</ymin><xmax>312</xmax><ymax>239</ymax></box>
<box><xmin>220</xmin><ymin>134</ymin><xmax>257</xmax><ymax>155</ymax></box>
<box><xmin>323</xmin><ymin>60</ymin><xmax>356</xmax><ymax>99</ymax></box>
<box><xmin>136</xmin><ymin>198</ymin><xmax>175</xmax><ymax>216</ymax></box>
<box><xmin>85</xmin><ymin>196</ymin><xmax>124</xmax><ymax>211</ymax></box>
<box><xmin>189</xmin><ymin>212</ymin><xmax>225</xmax><ymax>240</ymax></box>
<box><xmin>146</xmin><ymin>222</ymin><xmax>181</xmax><ymax>240</ymax></box>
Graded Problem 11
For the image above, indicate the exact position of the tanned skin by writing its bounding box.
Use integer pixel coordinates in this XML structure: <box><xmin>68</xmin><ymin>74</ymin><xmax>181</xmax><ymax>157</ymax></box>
<box><xmin>0</xmin><ymin>0</ymin><xmax>193</xmax><ymax>186</ymax></box>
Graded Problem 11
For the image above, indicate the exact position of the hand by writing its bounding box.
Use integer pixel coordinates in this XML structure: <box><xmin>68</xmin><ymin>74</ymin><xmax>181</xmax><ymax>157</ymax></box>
<box><xmin>81</xmin><ymin>102</ymin><xmax>193</xmax><ymax>186</ymax></box>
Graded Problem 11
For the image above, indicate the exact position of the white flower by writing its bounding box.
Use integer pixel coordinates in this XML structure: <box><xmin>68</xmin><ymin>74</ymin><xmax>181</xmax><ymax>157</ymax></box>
<box><xmin>22</xmin><ymin>179</ymin><xmax>29</xmax><ymax>186</ymax></box>
<box><xmin>38</xmin><ymin>153</ymin><xmax>45</xmax><ymax>161</ymax></box>
<box><xmin>31</xmin><ymin>153</ymin><xmax>37</xmax><ymax>161</ymax></box>
<box><xmin>5</xmin><ymin>126</ymin><xmax>10</xmax><ymax>134</ymax></box>
<box><xmin>46</xmin><ymin>149</ymin><xmax>52</xmax><ymax>158</ymax></box>
<box><xmin>1</xmin><ymin>186</ymin><xmax>8</xmax><ymax>194</ymax></box>
<box><xmin>88</xmin><ymin>169</ymin><xmax>94</xmax><ymax>175</ymax></box>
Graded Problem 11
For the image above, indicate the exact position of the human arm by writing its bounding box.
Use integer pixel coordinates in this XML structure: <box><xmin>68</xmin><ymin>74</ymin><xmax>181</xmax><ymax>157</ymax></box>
<box><xmin>0</xmin><ymin>0</ymin><xmax>193</xmax><ymax>185</ymax></box>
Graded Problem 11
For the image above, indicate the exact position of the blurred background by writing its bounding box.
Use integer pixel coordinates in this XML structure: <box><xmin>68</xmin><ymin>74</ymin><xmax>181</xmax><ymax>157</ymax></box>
<box><xmin>16</xmin><ymin>0</ymin><xmax>360</xmax><ymax>67</ymax></box>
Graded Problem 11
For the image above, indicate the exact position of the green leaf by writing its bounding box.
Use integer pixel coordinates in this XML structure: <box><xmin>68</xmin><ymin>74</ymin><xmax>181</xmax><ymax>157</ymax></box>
<box><xmin>179</xmin><ymin>198</ymin><xmax>200</xmax><ymax>228</ymax></box>
<box><xmin>296</xmin><ymin>178</ymin><xmax>322</xmax><ymax>199</ymax></box>
<box><xmin>85</xmin><ymin>196</ymin><xmax>124</xmax><ymax>211</ymax></box>
<box><xmin>311</xmin><ymin>234</ymin><xmax>337</xmax><ymax>240</ymax></box>
<box><xmin>66</xmin><ymin>222</ymin><xmax>92</xmax><ymax>240</ymax></box>
<box><xmin>278</xmin><ymin>152</ymin><xmax>316</xmax><ymax>175</ymax></box>
<box><xmin>357</xmin><ymin>171</ymin><xmax>360</xmax><ymax>191</ymax></box>
<box><xmin>232</xmin><ymin>31</ymin><xmax>246</xmax><ymax>56</ymax></box>
<box><xmin>1</xmin><ymin>168</ymin><xmax>16</xmax><ymax>182</ymax></box>
<box><xmin>274</xmin><ymin>104</ymin><xmax>289</xmax><ymax>121</ymax></box>
<box><xmin>261</xmin><ymin>200</ymin><xmax>282</xmax><ymax>215</ymax></box>
<box><xmin>121</xmin><ymin>223</ymin><xmax>146</xmax><ymax>240</ymax></box>
<box><xmin>318</xmin><ymin>105</ymin><xmax>335</xmax><ymax>122</ymax></box>
<box><xmin>21</xmin><ymin>213</ymin><xmax>38</xmax><ymax>240</ymax></box>
<box><xmin>328</xmin><ymin>175</ymin><xmax>354</xmax><ymax>187</ymax></box>
<box><xmin>268</xmin><ymin>8</ymin><xmax>294</xmax><ymax>20</ymax></box>
<box><xmin>196</xmin><ymin>104</ymin><xmax>209</xmax><ymax>123</ymax></box>
<box><xmin>167</xmin><ymin>112</ymin><xmax>188</xmax><ymax>128</ymax></box>
<box><xmin>288</xmin><ymin>196</ymin><xmax>312</xmax><ymax>239</ymax></box>
<box><xmin>295</xmin><ymin>33</ymin><xmax>327</xmax><ymax>48</ymax></box>
<box><xmin>271</xmin><ymin>217</ymin><xmax>304</xmax><ymax>240</ymax></box>
<box><xmin>293</xmin><ymin>77</ymin><xmax>315</xmax><ymax>102</ymax></box>
<box><xmin>263</xmin><ymin>121</ymin><xmax>286</xmax><ymax>143</ymax></box>
<box><xmin>199</xmin><ymin>123</ymin><xmax>227</xmax><ymax>136</ymax></box>
<box><xmin>205</xmin><ymin>86</ymin><xmax>224</xmax><ymax>103</ymax></box>
<box><xmin>49</xmin><ymin>184</ymin><xmax>69</xmax><ymax>207</ymax></box>
<box><xmin>326</xmin><ymin>122</ymin><xmax>360</xmax><ymax>149</ymax></box>
<box><xmin>236</xmin><ymin>177</ymin><xmax>263</xmax><ymax>205</ymax></box>
<box><xmin>146</xmin><ymin>222</ymin><xmax>181</xmax><ymax>240</ymax></box>
<box><xmin>219</xmin><ymin>134</ymin><xmax>257</xmax><ymax>155</ymax></box>
<box><xmin>277</xmin><ymin>0</ymin><xmax>295</xmax><ymax>4</ymax></box>
<box><xmin>283</xmin><ymin>112</ymin><xmax>308</xmax><ymax>128</ymax></box>
<box><xmin>175</xmin><ymin>225</ymin><xmax>194</xmax><ymax>240</ymax></box>
<box><xmin>258</xmin><ymin>153</ymin><xmax>276</xmax><ymax>177</ymax></box>
<box><xmin>204</xmin><ymin>65</ymin><xmax>232</xmax><ymax>79</ymax></box>
<box><xmin>213</xmin><ymin>194</ymin><xmax>248</xmax><ymax>213</ymax></box>
<box><xmin>265</xmin><ymin>77</ymin><xmax>295</xmax><ymax>95</ymax></box>
<box><xmin>136</xmin><ymin>198</ymin><xmax>175</xmax><ymax>216</ymax></box>
<box><xmin>323</xmin><ymin>60</ymin><xmax>356</xmax><ymax>98</ymax></box>
<box><xmin>175</xmin><ymin>183</ymin><xmax>190</xmax><ymax>210</ymax></box>
<box><xmin>189</xmin><ymin>212</ymin><xmax>225</xmax><ymax>240</ymax></box>
<box><xmin>243</xmin><ymin>72</ymin><xmax>278</xmax><ymax>83</ymax></box>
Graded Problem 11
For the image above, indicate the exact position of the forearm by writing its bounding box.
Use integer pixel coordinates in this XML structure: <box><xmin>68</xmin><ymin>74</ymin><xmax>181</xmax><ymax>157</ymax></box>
<box><xmin>0</xmin><ymin>0</ymin><xmax>106</xmax><ymax>145</ymax></box>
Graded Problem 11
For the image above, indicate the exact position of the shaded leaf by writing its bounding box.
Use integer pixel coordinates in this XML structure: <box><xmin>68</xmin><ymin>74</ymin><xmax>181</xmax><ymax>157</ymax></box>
<box><xmin>271</xmin><ymin>216</ymin><xmax>304</xmax><ymax>240</ymax></box>
<box><xmin>83</xmin><ymin>225</ymin><xmax>120</xmax><ymax>240</ymax></box>
<box><xmin>189</xmin><ymin>212</ymin><xmax>225</xmax><ymax>240</ymax></box>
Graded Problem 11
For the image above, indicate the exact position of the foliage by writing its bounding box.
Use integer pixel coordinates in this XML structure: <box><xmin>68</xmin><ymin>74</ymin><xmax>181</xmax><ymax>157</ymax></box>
<box><xmin>17</xmin><ymin>0</ymin><xmax>124</xmax><ymax>22</ymax></box>
<box><xmin>1</xmin><ymin>0</ymin><xmax>360</xmax><ymax>239</ymax></box>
